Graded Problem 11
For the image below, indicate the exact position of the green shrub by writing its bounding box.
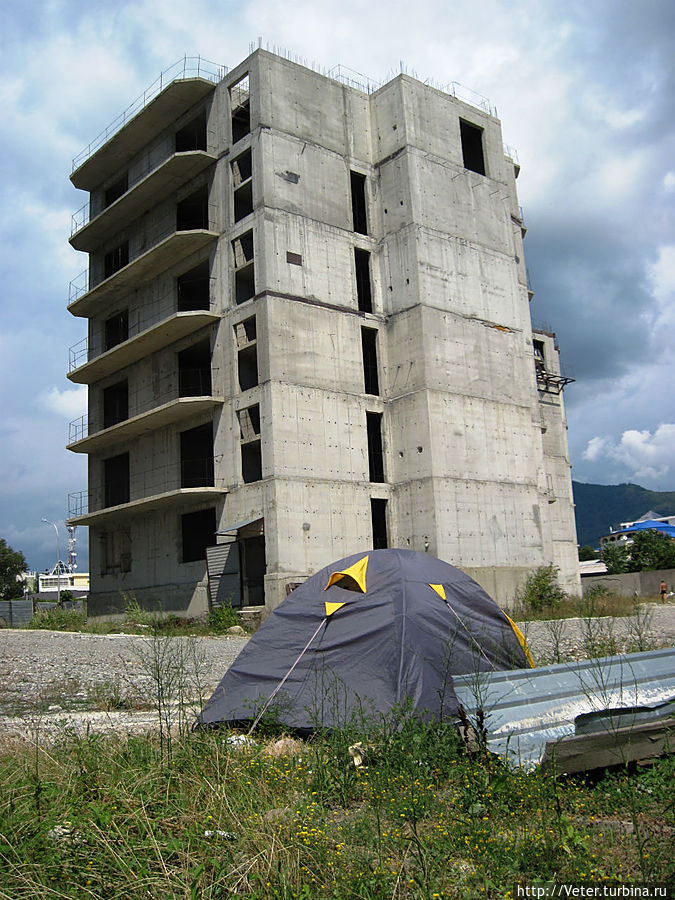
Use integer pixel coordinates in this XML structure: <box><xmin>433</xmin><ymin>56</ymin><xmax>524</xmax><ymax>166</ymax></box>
<box><xmin>207</xmin><ymin>603</ymin><xmax>241</xmax><ymax>633</ymax></box>
<box><xmin>27</xmin><ymin>607</ymin><xmax>87</xmax><ymax>632</ymax></box>
<box><xmin>516</xmin><ymin>564</ymin><xmax>568</xmax><ymax>614</ymax></box>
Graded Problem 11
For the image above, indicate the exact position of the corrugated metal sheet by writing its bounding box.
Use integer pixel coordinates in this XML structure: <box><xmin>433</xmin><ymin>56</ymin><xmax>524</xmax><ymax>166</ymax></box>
<box><xmin>452</xmin><ymin>647</ymin><xmax>675</xmax><ymax>769</ymax></box>
<box><xmin>206</xmin><ymin>541</ymin><xmax>241</xmax><ymax>609</ymax></box>
<box><xmin>0</xmin><ymin>599</ymin><xmax>34</xmax><ymax>627</ymax></box>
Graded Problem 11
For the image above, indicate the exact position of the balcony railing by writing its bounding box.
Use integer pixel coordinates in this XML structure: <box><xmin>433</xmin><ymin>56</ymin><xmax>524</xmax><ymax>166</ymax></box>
<box><xmin>68</xmin><ymin>204</ymin><xmax>217</xmax><ymax>305</ymax></box>
<box><xmin>68</xmin><ymin>367</ymin><xmax>218</xmax><ymax>444</ymax></box>
<box><xmin>68</xmin><ymin>454</ymin><xmax>226</xmax><ymax>519</ymax></box>
<box><xmin>68</xmin><ymin>289</ymin><xmax>215</xmax><ymax>373</ymax></box>
<box><xmin>72</xmin><ymin>56</ymin><xmax>225</xmax><ymax>173</ymax></box>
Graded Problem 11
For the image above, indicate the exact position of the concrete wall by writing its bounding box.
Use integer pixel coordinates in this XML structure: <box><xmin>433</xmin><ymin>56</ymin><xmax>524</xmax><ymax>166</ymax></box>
<box><xmin>581</xmin><ymin>568</ymin><xmax>675</xmax><ymax>599</ymax></box>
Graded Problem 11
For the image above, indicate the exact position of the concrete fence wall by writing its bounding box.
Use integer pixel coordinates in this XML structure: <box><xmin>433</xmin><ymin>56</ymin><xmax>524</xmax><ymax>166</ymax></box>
<box><xmin>581</xmin><ymin>568</ymin><xmax>675</xmax><ymax>599</ymax></box>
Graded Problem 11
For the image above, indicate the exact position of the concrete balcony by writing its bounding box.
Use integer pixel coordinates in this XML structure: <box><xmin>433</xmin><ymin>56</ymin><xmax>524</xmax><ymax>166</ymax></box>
<box><xmin>71</xmin><ymin>59</ymin><xmax>224</xmax><ymax>191</ymax></box>
<box><xmin>67</xmin><ymin>485</ymin><xmax>226</xmax><ymax>526</ymax></box>
<box><xmin>68</xmin><ymin>396</ymin><xmax>223</xmax><ymax>454</ymax></box>
<box><xmin>70</xmin><ymin>151</ymin><xmax>217</xmax><ymax>252</ymax></box>
<box><xmin>68</xmin><ymin>308</ymin><xmax>219</xmax><ymax>384</ymax></box>
<box><xmin>68</xmin><ymin>227</ymin><xmax>219</xmax><ymax>318</ymax></box>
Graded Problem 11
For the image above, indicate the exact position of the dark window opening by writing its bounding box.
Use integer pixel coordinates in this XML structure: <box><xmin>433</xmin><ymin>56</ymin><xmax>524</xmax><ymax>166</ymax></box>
<box><xmin>104</xmin><ymin>174</ymin><xmax>128</xmax><ymax>208</ymax></box>
<box><xmin>104</xmin><ymin>309</ymin><xmax>128</xmax><ymax>351</ymax></box>
<box><xmin>233</xmin><ymin>231</ymin><xmax>255</xmax><ymax>305</ymax></box>
<box><xmin>230</xmin><ymin>74</ymin><xmax>250</xmax><ymax>143</ymax></box>
<box><xmin>361</xmin><ymin>327</ymin><xmax>380</xmax><ymax>396</ymax></box>
<box><xmin>238</xmin><ymin>404</ymin><xmax>260</xmax><ymax>440</ymax></box>
<box><xmin>104</xmin><ymin>241</ymin><xmax>129</xmax><ymax>279</ymax></box>
<box><xmin>234</xmin><ymin>181</ymin><xmax>253</xmax><ymax>222</ymax></box>
<box><xmin>234</xmin><ymin>316</ymin><xmax>256</xmax><ymax>347</ymax></box>
<box><xmin>104</xmin><ymin>453</ymin><xmax>130</xmax><ymax>508</ymax></box>
<box><xmin>178</xmin><ymin>340</ymin><xmax>211</xmax><ymax>396</ymax></box>
<box><xmin>177</xmin><ymin>261</ymin><xmax>210</xmax><ymax>311</ymax></box>
<box><xmin>232</xmin><ymin>149</ymin><xmax>253</xmax><ymax>222</ymax></box>
<box><xmin>238</xmin><ymin>404</ymin><xmax>262</xmax><ymax>483</ymax></box>
<box><xmin>231</xmin><ymin>149</ymin><xmax>252</xmax><ymax>185</ymax></box>
<box><xmin>241</xmin><ymin>440</ymin><xmax>262</xmax><ymax>483</ymax></box>
<box><xmin>238</xmin><ymin>345</ymin><xmax>258</xmax><ymax>391</ymax></box>
<box><xmin>103</xmin><ymin>381</ymin><xmax>128</xmax><ymax>429</ymax></box>
<box><xmin>175</xmin><ymin>111</ymin><xmax>207</xmax><ymax>152</ymax></box>
<box><xmin>460</xmin><ymin>119</ymin><xmax>486</xmax><ymax>176</ymax></box>
<box><xmin>355</xmin><ymin>248</ymin><xmax>373</xmax><ymax>313</ymax></box>
<box><xmin>371</xmin><ymin>498</ymin><xmax>388</xmax><ymax>550</ymax></box>
<box><xmin>366</xmin><ymin>411</ymin><xmax>385</xmax><ymax>483</ymax></box>
<box><xmin>181</xmin><ymin>507</ymin><xmax>216</xmax><ymax>563</ymax></box>
<box><xmin>286</xmin><ymin>251</ymin><xmax>302</xmax><ymax>266</ymax></box>
<box><xmin>240</xmin><ymin>535</ymin><xmax>266</xmax><ymax>606</ymax></box>
<box><xmin>350</xmin><ymin>171</ymin><xmax>368</xmax><ymax>235</ymax></box>
<box><xmin>177</xmin><ymin>185</ymin><xmax>209</xmax><ymax>231</ymax></box>
<box><xmin>180</xmin><ymin>422</ymin><xmax>214</xmax><ymax>487</ymax></box>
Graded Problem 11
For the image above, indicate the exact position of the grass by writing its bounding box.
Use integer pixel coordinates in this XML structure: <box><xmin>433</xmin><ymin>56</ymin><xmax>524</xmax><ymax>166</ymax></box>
<box><xmin>0</xmin><ymin>713</ymin><xmax>672</xmax><ymax>899</ymax></box>
<box><xmin>24</xmin><ymin>601</ymin><xmax>248</xmax><ymax>637</ymax></box>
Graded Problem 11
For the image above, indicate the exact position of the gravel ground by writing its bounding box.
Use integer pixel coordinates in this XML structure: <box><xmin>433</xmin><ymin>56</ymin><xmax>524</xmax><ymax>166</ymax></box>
<box><xmin>1</xmin><ymin>604</ymin><xmax>673</xmax><ymax>740</ymax></box>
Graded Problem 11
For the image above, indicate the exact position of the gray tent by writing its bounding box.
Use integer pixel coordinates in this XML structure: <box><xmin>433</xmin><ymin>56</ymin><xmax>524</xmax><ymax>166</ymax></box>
<box><xmin>199</xmin><ymin>549</ymin><xmax>533</xmax><ymax>732</ymax></box>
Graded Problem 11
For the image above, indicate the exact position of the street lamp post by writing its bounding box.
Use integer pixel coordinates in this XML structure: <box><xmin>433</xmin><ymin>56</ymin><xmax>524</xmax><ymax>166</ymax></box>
<box><xmin>41</xmin><ymin>518</ymin><xmax>61</xmax><ymax>607</ymax></box>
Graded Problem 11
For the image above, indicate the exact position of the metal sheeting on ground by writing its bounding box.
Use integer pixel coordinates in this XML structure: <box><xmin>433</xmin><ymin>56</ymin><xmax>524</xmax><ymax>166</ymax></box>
<box><xmin>452</xmin><ymin>647</ymin><xmax>675</xmax><ymax>770</ymax></box>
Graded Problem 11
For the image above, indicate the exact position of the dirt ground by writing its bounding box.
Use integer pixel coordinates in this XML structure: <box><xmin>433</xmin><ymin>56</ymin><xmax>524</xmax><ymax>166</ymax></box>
<box><xmin>1</xmin><ymin>603</ymin><xmax>673</xmax><ymax>742</ymax></box>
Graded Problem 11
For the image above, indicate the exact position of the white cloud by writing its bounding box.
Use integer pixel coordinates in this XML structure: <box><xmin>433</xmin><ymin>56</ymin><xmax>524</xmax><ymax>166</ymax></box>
<box><xmin>38</xmin><ymin>385</ymin><xmax>87</xmax><ymax>419</ymax></box>
<box><xmin>664</xmin><ymin>171</ymin><xmax>675</xmax><ymax>193</ymax></box>
<box><xmin>582</xmin><ymin>424</ymin><xmax>675</xmax><ymax>484</ymax></box>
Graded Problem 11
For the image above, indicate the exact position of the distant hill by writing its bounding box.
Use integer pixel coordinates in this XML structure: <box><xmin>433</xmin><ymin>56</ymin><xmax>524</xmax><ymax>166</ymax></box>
<box><xmin>572</xmin><ymin>481</ymin><xmax>675</xmax><ymax>547</ymax></box>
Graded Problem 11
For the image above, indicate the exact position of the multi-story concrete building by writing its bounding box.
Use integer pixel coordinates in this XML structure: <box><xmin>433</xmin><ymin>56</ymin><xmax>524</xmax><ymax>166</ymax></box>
<box><xmin>66</xmin><ymin>50</ymin><xmax>579</xmax><ymax>617</ymax></box>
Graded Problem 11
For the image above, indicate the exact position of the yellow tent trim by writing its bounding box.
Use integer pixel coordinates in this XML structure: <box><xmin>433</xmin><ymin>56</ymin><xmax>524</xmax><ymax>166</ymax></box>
<box><xmin>324</xmin><ymin>555</ymin><xmax>369</xmax><ymax>593</ymax></box>
<box><xmin>429</xmin><ymin>583</ymin><xmax>446</xmax><ymax>600</ymax></box>
<box><xmin>505</xmin><ymin>614</ymin><xmax>535</xmax><ymax>668</ymax></box>
<box><xmin>325</xmin><ymin>601</ymin><xmax>346</xmax><ymax>617</ymax></box>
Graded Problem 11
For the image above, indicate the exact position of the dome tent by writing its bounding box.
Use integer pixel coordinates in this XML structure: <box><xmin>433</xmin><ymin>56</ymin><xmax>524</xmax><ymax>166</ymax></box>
<box><xmin>199</xmin><ymin>549</ymin><xmax>533</xmax><ymax>732</ymax></box>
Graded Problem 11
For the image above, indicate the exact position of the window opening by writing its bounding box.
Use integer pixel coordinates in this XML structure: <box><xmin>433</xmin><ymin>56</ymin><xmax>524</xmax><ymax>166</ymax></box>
<box><xmin>180</xmin><ymin>422</ymin><xmax>214</xmax><ymax>487</ymax></box>
<box><xmin>371</xmin><ymin>498</ymin><xmax>388</xmax><ymax>550</ymax></box>
<box><xmin>460</xmin><ymin>119</ymin><xmax>486</xmax><ymax>176</ymax></box>
<box><xmin>366</xmin><ymin>411</ymin><xmax>385</xmax><ymax>482</ymax></box>
<box><xmin>232</xmin><ymin>148</ymin><xmax>253</xmax><ymax>222</ymax></box>
<box><xmin>230</xmin><ymin>74</ymin><xmax>250</xmax><ymax>143</ymax></box>
<box><xmin>177</xmin><ymin>185</ymin><xmax>209</xmax><ymax>231</ymax></box>
<box><xmin>103</xmin><ymin>452</ymin><xmax>130</xmax><ymax>507</ymax></box>
<box><xmin>104</xmin><ymin>241</ymin><xmax>129</xmax><ymax>279</ymax></box>
<box><xmin>178</xmin><ymin>339</ymin><xmax>211</xmax><ymax>396</ymax></box>
<box><xmin>232</xmin><ymin>231</ymin><xmax>255</xmax><ymax>304</ymax></box>
<box><xmin>350</xmin><ymin>171</ymin><xmax>368</xmax><ymax>235</ymax></box>
<box><xmin>354</xmin><ymin>248</ymin><xmax>373</xmax><ymax>313</ymax></box>
<box><xmin>104</xmin><ymin>310</ymin><xmax>129</xmax><ymax>351</ymax></box>
<box><xmin>175</xmin><ymin>111</ymin><xmax>207</xmax><ymax>152</ymax></box>
<box><xmin>104</xmin><ymin>174</ymin><xmax>128</xmax><ymax>208</ymax></box>
<box><xmin>533</xmin><ymin>339</ymin><xmax>546</xmax><ymax>374</ymax></box>
<box><xmin>103</xmin><ymin>380</ymin><xmax>128</xmax><ymax>429</ymax></box>
<box><xmin>361</xmin><ymin>327</ymin><xmax>380</xmax><ymax>396</ymax></box>
<box><xmin>181</xmin><ymin>507</ymin><xmax>216</xmax><ymax>563</ymax></box>
<box><xmin>177</xmin><ymin>260</ymin><xmax>210</xmax><ymax>311</ymax></box>
<box><xmin>238</xmin><ymin>404</ymin><xmax>262</xmax><ymax>483</ymax></box>
<box><xmin>238</xmin><ymin>345</ymin><xmax>258</xmax><ymax>391</ymax></box>
<box><xmin>234</xmin><ymin>316</ymin><xmax>256</xmax><ymax>347</ymax></box>
<box><xmin>101</xmin><ymin>529</ymin><xmax>131</xmax><ymax>575</ymax></box>
<box><xmin>286</xmin><ymin>251</ymin><xmax>302</xmax><ymax>266</ymax></box>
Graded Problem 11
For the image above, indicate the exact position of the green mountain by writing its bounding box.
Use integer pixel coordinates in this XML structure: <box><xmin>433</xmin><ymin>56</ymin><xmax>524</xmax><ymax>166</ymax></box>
<box><xmin>572</xmin><ymin>481</ymin><xmax>675</xmax><ymax>548</ymax></box>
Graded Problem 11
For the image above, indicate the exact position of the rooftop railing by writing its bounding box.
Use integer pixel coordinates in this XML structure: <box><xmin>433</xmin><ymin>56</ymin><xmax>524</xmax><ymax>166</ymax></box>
<box><xmin>71</xmin><ymin>56</ymin><xmax>226</xmax><ymax>173</ymax></box>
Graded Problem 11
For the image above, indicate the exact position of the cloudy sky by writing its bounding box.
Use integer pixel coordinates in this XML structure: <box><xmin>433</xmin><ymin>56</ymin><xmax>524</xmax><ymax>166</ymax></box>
<box><xmin>1</xmin><ymin>0</ymin><xmax>673</xmax><ymax>573</ymax></box>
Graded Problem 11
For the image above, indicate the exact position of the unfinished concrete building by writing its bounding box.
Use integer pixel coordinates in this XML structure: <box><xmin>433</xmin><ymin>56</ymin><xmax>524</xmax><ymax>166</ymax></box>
<box><xmin>66</xmin><ymin>51</ymin><xmax>579</xmax><ymax>617</ymax></box>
